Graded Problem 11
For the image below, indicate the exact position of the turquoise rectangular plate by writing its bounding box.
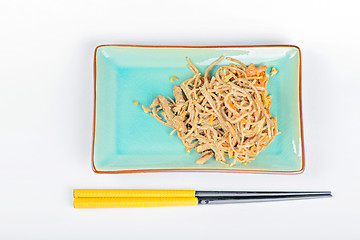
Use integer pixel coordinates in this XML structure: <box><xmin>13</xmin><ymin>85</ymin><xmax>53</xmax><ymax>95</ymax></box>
<box><xmin>92</xmin><ymin>45</ymin><xmax>304</xmax><ymax>174</ymax></box>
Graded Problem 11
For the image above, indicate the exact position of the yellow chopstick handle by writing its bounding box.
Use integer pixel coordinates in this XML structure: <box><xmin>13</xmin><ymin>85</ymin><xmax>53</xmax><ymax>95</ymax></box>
<box><xmin>74</xmin><ymin>197</ymin><xmax>198</xmax><ymax>208</ymax></box>
<box><xmin>73</xmin><ymin>189</ymin><xmax>196</xmax><ymax>198</ymax></box>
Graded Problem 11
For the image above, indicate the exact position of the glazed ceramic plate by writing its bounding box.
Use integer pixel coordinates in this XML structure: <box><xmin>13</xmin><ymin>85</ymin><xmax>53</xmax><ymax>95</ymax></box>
<box><xmin>92</xmin><ymin>45</ymin><xmax>304</xmax><ymax>174</ymax></box>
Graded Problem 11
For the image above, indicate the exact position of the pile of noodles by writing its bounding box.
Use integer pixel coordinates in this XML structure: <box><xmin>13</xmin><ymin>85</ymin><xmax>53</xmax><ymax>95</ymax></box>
<box><xmin>143</xmin><ymin>57</ymin><xmax>280</xmax><ymax>166</ymax></box>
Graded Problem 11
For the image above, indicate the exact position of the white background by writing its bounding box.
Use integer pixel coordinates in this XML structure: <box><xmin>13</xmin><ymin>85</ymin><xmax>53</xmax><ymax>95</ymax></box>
<box><xmin>0</xmin><ymin>0</ymin><xmax>359</xmax><ymax>239</ymax></box>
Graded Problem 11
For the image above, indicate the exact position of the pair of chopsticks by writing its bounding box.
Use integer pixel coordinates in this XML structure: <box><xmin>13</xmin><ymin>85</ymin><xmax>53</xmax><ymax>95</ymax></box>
<box><xmin>73</xmin><ymin>189</ymin><xmax>332</xmax><ymax>208</ymax></box>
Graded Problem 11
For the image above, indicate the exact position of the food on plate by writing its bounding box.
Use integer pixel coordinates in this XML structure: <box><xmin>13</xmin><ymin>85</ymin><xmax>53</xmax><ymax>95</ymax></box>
<box><xmin>170</xmin><ymin>76</ymin><xmax>178</xmax><ymax>82</ymax></box>
<box><xmin>270</xmin><ymin>67</ymin><xmax>278</xmax><ymax>76</ymax></box>
<box><xmin>144</xmin><ymin>57</ymin><xmax>280</xmax><ymax>166</ymax></box>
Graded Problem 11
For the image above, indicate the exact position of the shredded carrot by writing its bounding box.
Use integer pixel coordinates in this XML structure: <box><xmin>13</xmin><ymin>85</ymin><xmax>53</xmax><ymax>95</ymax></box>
<box><xmin>134</xmin><ymin>101</ymin><xmax>139</xmax><ymax>105</ymax></box>
<box><xmin>247</xmin><ymin>63</ymin><xmax>255</xmax><ymax>70</ymax></box>
<box><xmin>170</xmin><ymin>76</ymin><xmax>179</xmax><ymax>82</ymax></box>
<box><xmin>186</xmin><ymin>148</ymin><xmax>191</xmax><ymax>154</ymax></box>
<box><xmin>261</xmin><ymin>91</ymin><xmax>267</xmax><ymax>102</ymax></box>
<box><xmin>228</xmin><ymin>150</ymin><xmax>234</xmax><ymax>159</ymax></box>
<box><xmin>245</xmin><ymin>64</ymin><xmax>268</xmax><ymax>77</ymax></box>
<box><xmin>260</xmin><ymin>137</ymin><xmax>269</xmax><ymax>144</ymax></box>
<box><xmin>226</xmin><ymin>99</ymin><xmax>236</xmax><ymax>111</ymax></box>
<box><xmin>264</xmin><ymin>95</ymin><xmax>272</xmax><ymax>109</ymax></box>
<box><xmin>210</xmin><ymin>114</ymin><xmax>214</xmax><ymax>123</ymax></box>
<box><xmin>270</xmin><ymin>68</ymin><xmax>278</xmax><ymax>76</ymax></box>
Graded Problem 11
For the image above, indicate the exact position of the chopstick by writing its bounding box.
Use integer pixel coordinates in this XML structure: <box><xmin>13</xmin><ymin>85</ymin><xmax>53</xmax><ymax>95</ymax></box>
<box><xmin>75</xmin><ymin>197</ymin><xmax>198</xmax><ymax>208</ymax></box>
<box><xmin>74</xmin><ymin>189</ymin><xmax>332</xmax><ymax>198</ymax></box>
<box><xmin>73</xmin><ymin>189</ymin><xmax>332</xmax><ymax>208</ymax></box>
<box><xmin>74</xmin><ymin>189</ymin><xmax>195</xmax><ymax>198</ymax></box>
